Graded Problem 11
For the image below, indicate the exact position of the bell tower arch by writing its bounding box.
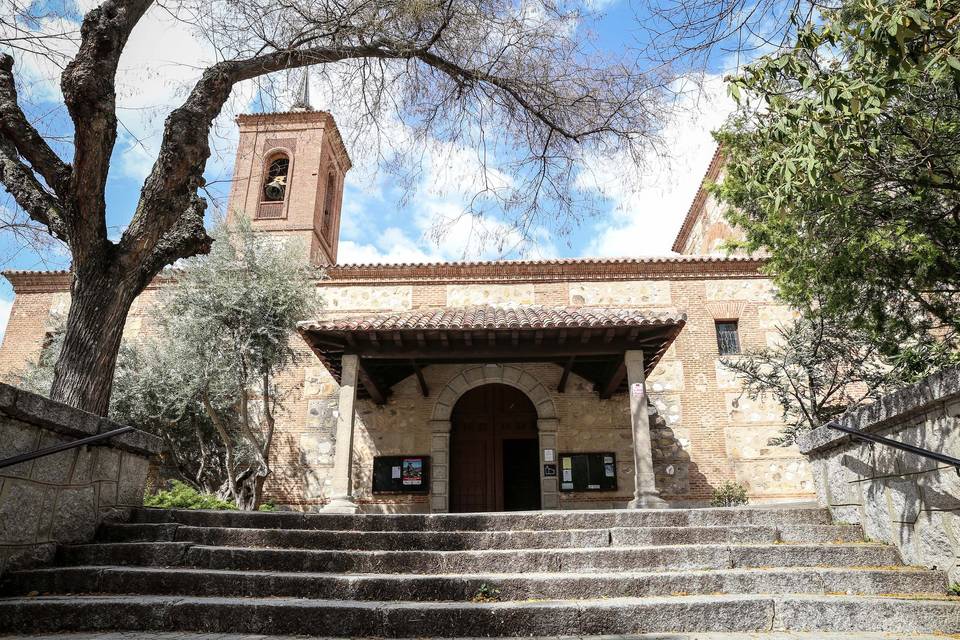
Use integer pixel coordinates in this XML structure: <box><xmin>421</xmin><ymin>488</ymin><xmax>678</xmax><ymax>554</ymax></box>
<box><xmin>226</xmin><ymin>110</ymin><xmax>351</xmax><ymax>265</ymax></box>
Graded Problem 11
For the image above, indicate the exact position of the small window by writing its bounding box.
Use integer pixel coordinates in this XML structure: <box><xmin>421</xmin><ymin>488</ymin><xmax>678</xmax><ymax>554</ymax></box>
<box><xmin>321</xmin><ymin>171</ymin><xmax>337</xmax><ymax>237</ymax></box>
<box><xmin>262</xmin><ymin>156</ymin><xmax>290</xmax><ymax>202</ymax></box>
<box><xmin>715</xmin><ymin>320</ymin><xmax>741</xmax><ymax>355</ymax></box>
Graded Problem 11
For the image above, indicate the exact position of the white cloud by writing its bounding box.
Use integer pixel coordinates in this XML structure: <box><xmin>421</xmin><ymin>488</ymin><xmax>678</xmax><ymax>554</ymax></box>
<box><xmin>338</xmin><ymin>227</ymin><xmax>444</xmax><ymax>265</ymax></box>
<box><xmin>0</xmin><ymin>297</ymin><xmax>12</xmax><ymax>347</ymax></box>
<box><xmin>582</xmin><ymin>75</ymin><xmax>734</xmax><ymax>256</ymax></box>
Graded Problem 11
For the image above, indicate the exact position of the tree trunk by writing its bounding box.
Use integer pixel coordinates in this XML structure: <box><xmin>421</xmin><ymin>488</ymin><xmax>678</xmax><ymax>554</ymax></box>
<box><xmin>49</xmin><ymin>268</ymin><xmax>138</xmax><ymax>416</ymax></box>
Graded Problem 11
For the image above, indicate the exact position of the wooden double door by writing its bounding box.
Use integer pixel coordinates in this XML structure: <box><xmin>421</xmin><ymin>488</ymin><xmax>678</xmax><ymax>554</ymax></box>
<box><xmin>449</xmin><ymin>384</ymin><xmax>541</xmax><ymax>513</ymax></box>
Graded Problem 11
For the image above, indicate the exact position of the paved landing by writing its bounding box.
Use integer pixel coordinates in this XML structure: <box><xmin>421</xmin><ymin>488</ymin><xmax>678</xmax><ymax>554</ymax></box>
<box><xmin>2</xmin><ymin>633</ymin><xmax>958</xmax><ymax>639</ymax></box>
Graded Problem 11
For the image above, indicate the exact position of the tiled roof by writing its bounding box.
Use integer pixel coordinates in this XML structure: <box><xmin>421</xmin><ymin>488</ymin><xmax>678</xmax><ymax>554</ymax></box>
<box><xmin>298</xmin><ymin>305</ymin><xmax>686</xmax><ymax>333</ymax></box>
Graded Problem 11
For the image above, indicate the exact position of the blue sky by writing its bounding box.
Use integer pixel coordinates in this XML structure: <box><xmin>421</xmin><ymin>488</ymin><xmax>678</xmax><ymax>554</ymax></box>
<box><xmin>0</xmin><ymin>0</ymin><xmax>737</xmax><ymax>342</ymax></box>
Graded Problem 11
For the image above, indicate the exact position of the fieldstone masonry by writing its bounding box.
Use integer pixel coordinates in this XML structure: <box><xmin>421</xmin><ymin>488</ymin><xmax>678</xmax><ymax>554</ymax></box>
<box><xmin>0</xmin><ymin>383</ymin><xmax>161</xmax><ymax>575</ymax></box>
<box><xmin>800</xmin><ymin>368</ymin><xmax>960</xmax><ymax>581</ymax></box>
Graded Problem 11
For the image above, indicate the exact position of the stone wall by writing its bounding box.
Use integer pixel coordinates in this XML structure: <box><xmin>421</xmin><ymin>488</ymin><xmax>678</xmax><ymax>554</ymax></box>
<box><xmin>0</xmin><ymin>384</ymin><xmax>161</xmax><ymax>575</ymax></box>
<box><xmin>799</xmin><ymin>368</ymin><xmax>960</xmax><ymax>581</ymax></box>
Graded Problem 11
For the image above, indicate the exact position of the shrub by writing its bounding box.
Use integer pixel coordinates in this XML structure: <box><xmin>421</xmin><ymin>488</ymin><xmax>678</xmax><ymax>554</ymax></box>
<box><xmin>144</xmin><ymin>480</ymin><xmax>237</xmax><ymax>510</ymax></box>
<box><xmin>258</xmin><ymin>501</ymin><xmax>277</xmax><ymax>512</ymax></box>
<box><xmin>711</xmin><ymin>481</ymin><xmax>749</xmax><ymax>507</ymax></box>
<box><xmin>471</xmin><ymin>583</ymin><xmax>502</xmax><ymax>603</ymax></box>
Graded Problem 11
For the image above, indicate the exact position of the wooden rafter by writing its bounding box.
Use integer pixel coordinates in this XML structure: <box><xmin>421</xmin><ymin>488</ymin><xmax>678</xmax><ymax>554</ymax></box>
<box><xmin>411</xmin><ymin>360</ymin><xmax>429</xmax><ymax>397</ymax></box>
<box><xmin>356</xmin><ymin>360</ymin><xmax>387</xmax><ymax>404</ymax></box>
<box><xmin>557</xmin><ymin>356</ymin><xmax>575</xmax><ymax>393</ymax></box>
<box><xmin>599</xmin><ymin>360</ymin><xmax>627</xmax><ymax>400</ymax></box>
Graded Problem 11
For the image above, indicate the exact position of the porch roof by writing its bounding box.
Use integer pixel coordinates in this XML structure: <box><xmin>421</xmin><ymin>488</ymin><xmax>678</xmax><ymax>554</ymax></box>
<box><xmin>297</xmin><ymin>305</ymin><xmax>686</xmax><ymax>404</ymax></box>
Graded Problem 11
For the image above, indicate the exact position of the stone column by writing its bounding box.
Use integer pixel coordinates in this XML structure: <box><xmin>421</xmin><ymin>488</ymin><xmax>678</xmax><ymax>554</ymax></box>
<box><xmin>625</xmin><ymin>350</ymin><xmax>667</xmax><ymax>509</ymax></box>
<box><xmin>322</xmin><ymin>354</ymin><xmax>360</xmax><ymax>513</ymax></box>
<box><xmin>429</xmin><ymin>420</ymin><xmax>451</xmax><ymax>513</ymax></box>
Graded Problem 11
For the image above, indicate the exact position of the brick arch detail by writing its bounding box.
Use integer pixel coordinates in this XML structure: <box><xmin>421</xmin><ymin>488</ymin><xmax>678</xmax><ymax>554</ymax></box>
<box><xmin>430</xmin><ymin>364</ymin><xmax>558</xmax><ymax>422</ymax></box>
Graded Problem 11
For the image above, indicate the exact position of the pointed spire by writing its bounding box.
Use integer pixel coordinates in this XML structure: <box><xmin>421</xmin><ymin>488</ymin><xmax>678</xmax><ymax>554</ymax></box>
<box><xmin>290</xmin><ymin>67</ymin><xmax>312</xmax><ymax>112</ymax></box>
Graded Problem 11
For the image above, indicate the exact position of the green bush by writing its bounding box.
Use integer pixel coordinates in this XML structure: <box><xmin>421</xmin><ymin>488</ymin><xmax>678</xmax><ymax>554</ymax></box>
<box><xmin>257</xmin><ymin>501</ymin><xmax>277</xmax><ymax>512</ymax></box>
<box><xmin>144</xmin><ymin>480</ymin><xmax>237</xmax><ymax>510</ymax></box>
<box><xmin>711</xmin><ymin>481</ymin><xmax>749</xmax><ymax>508</ymax></box>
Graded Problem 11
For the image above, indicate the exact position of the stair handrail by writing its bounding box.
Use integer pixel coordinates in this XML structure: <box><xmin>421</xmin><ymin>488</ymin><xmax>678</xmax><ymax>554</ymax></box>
<box><xmin>0</xmin><ymin>426</ymin><xmax>135</xmax><ymax>470</ymax></box>
<box><xmin>825</xmin><ymin>420</ymin><xmax>960</xmax><ymax>473</ymax></box>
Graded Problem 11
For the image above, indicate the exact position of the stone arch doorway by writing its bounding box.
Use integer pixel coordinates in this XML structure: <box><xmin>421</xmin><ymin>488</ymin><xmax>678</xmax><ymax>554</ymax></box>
<box><xmin>449</xmin><ymin>384</ymin><xmax>542</xmax><ymax>513</ymax></box>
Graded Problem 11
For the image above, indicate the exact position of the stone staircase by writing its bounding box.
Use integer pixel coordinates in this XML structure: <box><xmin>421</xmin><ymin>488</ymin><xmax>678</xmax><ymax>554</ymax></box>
<box><xmin>1</xmin><ymin>506</ymin><xmax>958</xmax><ymax>637</ymax></box>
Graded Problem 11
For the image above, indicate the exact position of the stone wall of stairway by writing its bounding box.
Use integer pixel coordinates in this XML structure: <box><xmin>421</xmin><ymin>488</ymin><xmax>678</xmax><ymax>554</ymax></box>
<box><xmin>0</xmin><ymin>383</ymin><xmax>161</xmax><ymax>575</ymax></box>
<box><xmin>800</xmin><ymin>367</ymin><xmax>960</xmax><ymax>581</ymax></box>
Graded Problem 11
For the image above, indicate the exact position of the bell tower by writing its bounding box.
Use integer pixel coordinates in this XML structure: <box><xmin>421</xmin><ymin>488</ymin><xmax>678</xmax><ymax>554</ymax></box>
<box><xmin>226</xmin><ymin>102</ymin><xmax>351</xmax><ymax>265</ymax></box>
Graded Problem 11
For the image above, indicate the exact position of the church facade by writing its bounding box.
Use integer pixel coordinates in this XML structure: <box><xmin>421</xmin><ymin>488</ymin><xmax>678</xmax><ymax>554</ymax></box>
<box><xmin>0</xmin><ymin>110</ymin><xmax>814</xmax><ymax>513</ymax></box>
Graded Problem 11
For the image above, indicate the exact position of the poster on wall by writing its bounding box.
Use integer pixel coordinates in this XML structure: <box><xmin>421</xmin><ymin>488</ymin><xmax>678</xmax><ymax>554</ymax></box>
<box><xmin>401</xmin><ymin>458</ymin><xmax>423</xmax><ymax>486</ymax></box>
<box><xmin>372</xmin><ymin>455</ymin><xmax>430</xmax><ymax>494</ymax></box>
<box><xmin>558</xmin><ymin>452</ymin><xmax>618</xmax><ymax>492</ymax></box>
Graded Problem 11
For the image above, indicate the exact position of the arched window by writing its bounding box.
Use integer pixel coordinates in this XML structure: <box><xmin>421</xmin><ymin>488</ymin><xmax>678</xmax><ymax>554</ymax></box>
<box><xmin>262</xmin><ymin>155</ymin><xmax>290</xmax><ymax>202</ymax></box>
<box><xmin>321</xmin><ymin>170</ymin><xmax>337</xmax><ymax>237</ymax></box>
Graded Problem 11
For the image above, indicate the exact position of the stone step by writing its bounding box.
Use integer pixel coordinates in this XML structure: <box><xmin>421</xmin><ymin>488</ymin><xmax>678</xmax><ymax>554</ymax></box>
<box><xmin>1</xmin><ymin>593</ymin><xmax>959</xmax><ymax>635</ymax></box>
<box><xmin>0</xmin><ymin>634</ymin><xmax>956</xmax><ymax>640</ymax></box>
<box><xmin>0</xmin><ymin>634</ymin><xmax>954</xmax><ymax>640</ymax></box>
<box><xmin>130</xmin><ymin>506</ymin><xmax>833</xmax><ymax>531</ymax></box>
<box><xmin>55</xmin><ymin>541</ymin><xmax>904</xmax><ymax>574</ymax></box>
<box><xmin>97</xmin><ymin>522</ymin><xmax>864</xmax><ymax>549</ymax></box>
<box><xmin>2</xmin><ymin>565</ymin><xmax>946</xmax><ymax>600</ymax></box>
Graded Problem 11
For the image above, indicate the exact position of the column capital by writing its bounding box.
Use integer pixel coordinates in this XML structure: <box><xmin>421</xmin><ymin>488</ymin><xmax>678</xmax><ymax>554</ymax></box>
<box><xmin>537</xmin><ymin>418</ymin><xmax>559</xmax><ymax>432</ymax></box>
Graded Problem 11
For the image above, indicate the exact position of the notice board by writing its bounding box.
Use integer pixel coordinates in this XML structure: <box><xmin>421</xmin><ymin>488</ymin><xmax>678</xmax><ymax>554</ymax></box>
<box><xmin>372</xmin><ymin>455</ymin><xmax>430</xmax><ymax>494</ymax></box>
<box><xmin>558</xmin><ymin>452</ymin><xmax>617</xmax><ymax>492</ymax></box>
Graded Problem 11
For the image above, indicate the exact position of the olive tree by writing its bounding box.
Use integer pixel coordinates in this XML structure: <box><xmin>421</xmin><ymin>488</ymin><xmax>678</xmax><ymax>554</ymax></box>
<box><xmin>10</xmin><ymin>218</ymin><xmax>317</xmax><ymax>508</ymax></box>
<box><xmin>722</xmin><ymin>309</ymin><xmax>908</xmax><ymax>446</ymax></box>
<box><xmin>0</xmin><ymin>0</ymin><xmax>666</xmax><ymax>415</ymax></box>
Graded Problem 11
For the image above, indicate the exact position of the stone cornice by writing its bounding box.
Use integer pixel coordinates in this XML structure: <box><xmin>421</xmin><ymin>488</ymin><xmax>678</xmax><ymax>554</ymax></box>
<box><xmin>323</xmin><ymin>255</ymin><xmax>767</xmax><ymax>284</ymax></box>
<box><xmin>4</xmin><ymin>256</ymin><xmax>767</xmax><ymax>294</ymax></box>
<box><xmin>671</xmin><ymin>146</ymin><xmax>726</xmax><ymax>254</ymax></box>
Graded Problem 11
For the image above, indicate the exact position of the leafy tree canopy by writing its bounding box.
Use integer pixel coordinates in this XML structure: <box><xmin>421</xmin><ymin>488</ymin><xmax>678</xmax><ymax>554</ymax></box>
<box><xmin>717</xmin><ymin>0</ymin><xmax>960</xmax><ymax>371</ymax></box>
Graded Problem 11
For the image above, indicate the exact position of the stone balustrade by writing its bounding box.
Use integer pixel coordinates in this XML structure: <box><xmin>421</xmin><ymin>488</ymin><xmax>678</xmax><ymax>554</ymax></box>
<box><xmin>799</xmin><ymin>368</ymin><xmax>960</xmax><ymax>581</ymax></box>
<box><xmin>0</xmin><ymin>383</ymin><xmax>161</xmax><ymax>574</ymax></box>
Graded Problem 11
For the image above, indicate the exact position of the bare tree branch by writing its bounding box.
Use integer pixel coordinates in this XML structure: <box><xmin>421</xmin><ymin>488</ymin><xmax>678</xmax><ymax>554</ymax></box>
<box><xmin>0</xmin><ymin>54</ymin><xmax>71</xmax><ymax>197</ymax></box>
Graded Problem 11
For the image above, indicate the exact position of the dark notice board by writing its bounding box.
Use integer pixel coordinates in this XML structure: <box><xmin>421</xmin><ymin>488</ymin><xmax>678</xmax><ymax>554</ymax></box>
<box><xmin>372</xmin><ymin>455</ymin><xmax>430</xmax><ymax>494</ymax></box>
<box><xmin>558</xmin><ymin>452</ymin><xmax>617</xmax><ymax>492</ymax></box>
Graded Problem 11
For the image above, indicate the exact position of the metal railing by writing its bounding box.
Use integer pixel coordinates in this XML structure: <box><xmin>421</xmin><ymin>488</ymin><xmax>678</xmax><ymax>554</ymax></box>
<box><xmin>0</xmin><ymin>426</ymin><xmax>135</xmax><ymax>470</ymax></box>
<box><xmin>826</xmin><ymin>420</ymin><xmax>960</xmax><ymax>473</ymax></box>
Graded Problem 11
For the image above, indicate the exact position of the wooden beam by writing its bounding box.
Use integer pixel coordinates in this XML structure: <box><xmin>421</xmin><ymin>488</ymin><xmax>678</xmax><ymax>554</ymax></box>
<box><xmin>393</xmin><ymin>332</ymin><xmax>403</xmax><ymax>347</ymax></box>
<box><xmin>603</xmin><ymin>328</ymin><xmax>616</xmax><ymax>343</ymax></box>
<box><xmin>580</xmin><ymin>328</ymin><xmax>592</xmax><ymax>343</ymax></box>
<box><xmin>558</xmin><ymin>329</ymin><xmax>567</xmax><ymax>344</ymax></box>
<box><xmin>534</xmin><ymin>330</ymin><xmax>543</xmax><ymax>345</ymax></box>
<box><xmin>369</xmin><ymin>332</ymin><xmax>380</xmax><ymax>349</ymax></box>
<box><xmin>411</xmin><ymin>360</ymin><xmax>429</xmax><ymax>397</ymax></box>
<box><xmin>464</xmin><ymin>331</ymin><xmax>473</xmax><ymax>347</ymax></box>
<box><xmin>330</xmin><ymin>338</ymin><xmax>662</xmax><ymax>360</ymax></box>
<box><xmin>599</xmin><ymin>361</ymin><xmax>627</xmax><ymax>400</ymax></box>
<box><xmin>511</xmin><ymin>330</ymin><xmax>519</xmax><ymax>346</ymax></box>
<box><xmin>356</xmin><ymin>360</ymin><xmax>387</xmax><ymax>405</ymax></box>
<box><xmin>488</xmin><ymin>331</ymin><xmax>496</xmax><ymax>346</ymax></box>
<box><xmin>557</xmin><ymin>356</ymin><xmax>575</xmax><ymax>393</ymax></box>
<box><xmin>416</xmin><ymin>332</ymin><xmax>427</xmax><ymax>348</ymax></box>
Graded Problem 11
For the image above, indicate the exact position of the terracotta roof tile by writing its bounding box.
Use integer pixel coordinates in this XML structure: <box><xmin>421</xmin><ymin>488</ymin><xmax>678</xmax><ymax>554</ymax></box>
<box><xmin>298</xmin><ymin>305</ymin><xmax>686</xmax><ymax>333</ymax></box>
